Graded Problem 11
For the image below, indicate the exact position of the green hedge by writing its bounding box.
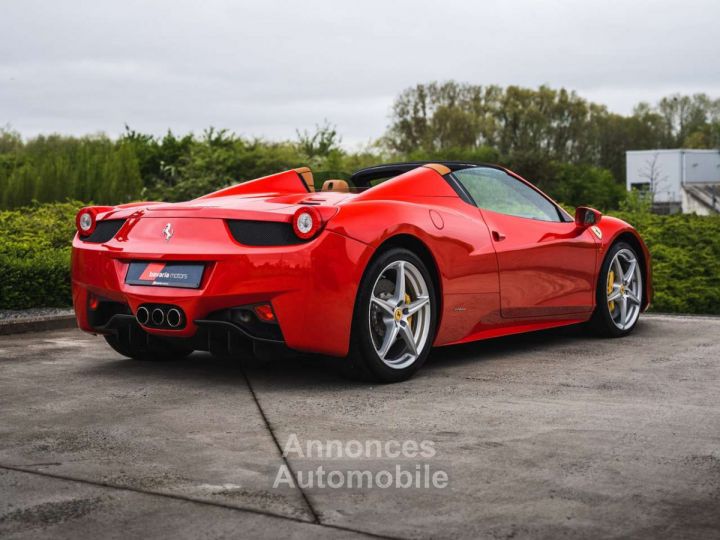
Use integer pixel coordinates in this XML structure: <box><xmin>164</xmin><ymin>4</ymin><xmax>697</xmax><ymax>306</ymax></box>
<box><xmin>614</xmin><ymin>208</ymin><xmax>720</xmax><ymax>314</ymax></box>
<box><xmin>0</xmin><ymin>251</ymin><xmax>71</xmax><ymax>309</ymax></box>
<box><xmin>0</xmin><ymin>202</ymin><xmax>78</xmax><ymax>309</ymax></box>
<box><xmin>0</xmin><ymin>202</ymin><xmax>719</xmax><ymax>314</ymax></box>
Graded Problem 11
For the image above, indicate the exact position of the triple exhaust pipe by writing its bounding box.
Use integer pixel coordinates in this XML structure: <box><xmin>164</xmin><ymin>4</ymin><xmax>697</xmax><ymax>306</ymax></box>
<box><xmin>136</xmin><ymin>305</ymin><xmax>184</xmax><ymax>329</ymax></box>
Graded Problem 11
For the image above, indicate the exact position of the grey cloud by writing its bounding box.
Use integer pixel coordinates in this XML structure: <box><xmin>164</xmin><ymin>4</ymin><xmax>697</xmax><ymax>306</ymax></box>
<box><xmin>1</xmin><ymin>0</ymin><xmax>719</xmax><ymax>146</ymax></box>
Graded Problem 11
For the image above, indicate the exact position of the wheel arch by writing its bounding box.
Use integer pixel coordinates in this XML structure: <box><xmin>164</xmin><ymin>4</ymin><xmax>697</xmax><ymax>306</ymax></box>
<box><xmin>357</xmin><ymin>233</ymin><xmax>443</xmax><ymax>338</ymax></box>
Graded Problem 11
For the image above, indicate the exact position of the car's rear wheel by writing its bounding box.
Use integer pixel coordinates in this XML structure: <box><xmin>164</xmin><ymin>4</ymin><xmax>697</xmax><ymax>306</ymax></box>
<box><xmin>104</xmin><ymin>331</ymin><xmax>193</xmax><ymax>361</ymax></box>
<box><xmin>344</xmin><ymin>248</ymin><xmax>436</xmax><ymax>383</ymax></box>
<box><xmin>590</xmin><ymin>241</ymin><xmax>643</xmax><ymax>337</ymax></box>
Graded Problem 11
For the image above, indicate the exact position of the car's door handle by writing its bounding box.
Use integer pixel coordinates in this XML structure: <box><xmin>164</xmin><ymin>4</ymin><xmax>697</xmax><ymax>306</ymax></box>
<box><xmin>492</xmin><ymin>230</ymin><xmax>506</xmax><ymax>241</ymax></box>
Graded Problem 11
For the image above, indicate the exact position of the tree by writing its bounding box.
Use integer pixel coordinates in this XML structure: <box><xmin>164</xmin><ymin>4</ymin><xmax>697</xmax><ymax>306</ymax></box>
<box><xmin>655</xmin><ymin>93</ymin><xmax>720</xmax><ymax>146</ymax></box>
<box><xmin>638</xmin><ymin>153</ymin><xmax>669</xmax><ymax>197</ymax></box>
<box><xmin>296</xmin><ymin>120</ymin><xmax>342</xmax><ymax>158</ymax></box>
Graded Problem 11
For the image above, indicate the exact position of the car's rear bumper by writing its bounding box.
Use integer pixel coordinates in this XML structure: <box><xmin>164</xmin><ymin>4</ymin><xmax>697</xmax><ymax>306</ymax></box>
<box><xmin>72</xmin><ymin>226</ymin><xmax>371</xmax><ymax>357</ymax></box>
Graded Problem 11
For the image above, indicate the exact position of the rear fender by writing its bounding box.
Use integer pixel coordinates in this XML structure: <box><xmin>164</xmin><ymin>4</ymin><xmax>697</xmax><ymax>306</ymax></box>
<box><xmin>328</xmin><ymin>199</ymin><xmax>501</xmax><ymax>346</ymax></box>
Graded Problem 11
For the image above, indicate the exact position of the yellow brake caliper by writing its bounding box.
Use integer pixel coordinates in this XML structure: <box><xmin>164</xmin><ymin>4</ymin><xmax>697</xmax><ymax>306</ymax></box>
<box><xmin>607</xmin><ymin>270</ymin><xmax>615</xmax><ymax>311</ymax></box>
<box><xmin>405</xmin><ymin>293</ymin><xmax>413</xmax><ymax>328</ymax></box>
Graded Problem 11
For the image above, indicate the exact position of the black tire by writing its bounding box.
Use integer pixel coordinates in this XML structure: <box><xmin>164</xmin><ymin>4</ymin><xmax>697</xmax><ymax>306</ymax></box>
<box><xmin>104</xmin><ymin>330</ymin><xmax>193</xmax><ymax>361</ymax></box>
<box><xmin>342</xmin><ymin>247</ymin><xmax>437</xmax><ymax>383</ymax></box>
<box><xmin>589</xmin><ymin>241</ymin><xmax>643</xmax><ymax>338</ymax></box>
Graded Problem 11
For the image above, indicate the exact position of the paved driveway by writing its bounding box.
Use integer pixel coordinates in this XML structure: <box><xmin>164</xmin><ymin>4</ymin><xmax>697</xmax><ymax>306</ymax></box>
<box><xmin>1</xmin><ymin>314</ymin><xmax>719</xmax><ymax>539</ymax></box>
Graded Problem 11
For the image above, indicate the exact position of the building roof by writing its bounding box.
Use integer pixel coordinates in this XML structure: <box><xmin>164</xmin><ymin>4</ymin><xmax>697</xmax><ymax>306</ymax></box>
<box><xmin>626</xmin><ymin>149</ymin><xmax>720</xmax><ymax>155</ymax></box>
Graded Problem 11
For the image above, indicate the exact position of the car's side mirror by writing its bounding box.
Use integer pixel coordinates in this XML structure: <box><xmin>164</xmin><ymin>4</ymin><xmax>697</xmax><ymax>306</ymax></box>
<box><xmin>575</xmin><ymin>206</ymin><xmax>602</xmax><ymax>227</ymax></box>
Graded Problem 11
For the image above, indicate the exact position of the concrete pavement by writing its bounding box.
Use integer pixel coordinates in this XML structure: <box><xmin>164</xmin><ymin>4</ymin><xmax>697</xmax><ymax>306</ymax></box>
<box><xmin>1</xmin><ymin>314</ymin><xmax>719</xmax><ymax>539</ymax></box>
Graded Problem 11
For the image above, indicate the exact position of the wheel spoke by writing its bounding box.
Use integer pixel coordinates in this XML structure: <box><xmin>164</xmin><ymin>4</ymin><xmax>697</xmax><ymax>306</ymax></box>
<box><xmin>406</xmin><ymin>296</ymin><xmax>429</xmax><ymax>316</ymax></box>
<box><xmin>371</xmin><ymin>296</ymin><xmax>395</xmax><ymax>316</ymax></box>
<box><xmin>398</xmin><ymin>322</ymin><xmax>418</xmax><ymax>356</ymax></box>
<box><xmin>392</xmin><ymin>261</ymin><xmax>406</xmax><ymax>304</ymax></box>
<box><xmin>377</xmin><ymin>319</ymin><xmax>399</xmax><ymax>359</ymax></box>
<box><xmin>613</xmin><ymin>257</ymin><xmax>625</xmax><ymax>284</ymax></box>
<box><xmin>626</xmin><ymin>290</ymin><xmax>641</xmax><ymax>305</ymax></box>
<box><xmin>623</xmin><ymin>260</ymin><xmax>637</xmax><ymax>285</ymax></box>
<box><xmin>607</xmin><ymin>286</ymin><xmax>622</xmax><ymax>302</ymax></box>
<box><xmin>620</xmin><ymin>296</ymin><xmax>628</xmax><ymax>327</ymax></box>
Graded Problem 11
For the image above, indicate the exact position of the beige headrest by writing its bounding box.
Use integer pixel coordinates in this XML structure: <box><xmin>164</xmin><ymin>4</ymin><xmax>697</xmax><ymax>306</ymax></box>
<box><xmin>321</xmin><ymin>179</ymin><xmax>350</xmax><ymax>193</ymax></box>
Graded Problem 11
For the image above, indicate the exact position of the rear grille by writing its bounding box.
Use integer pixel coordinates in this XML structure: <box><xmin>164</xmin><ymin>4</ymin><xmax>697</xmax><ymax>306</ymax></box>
<box><xmin>81</xmin><ymin>219</ymin><xmax>126</xmax><ymax>243</ymax></box>
<box><xmin>227</xmin><ymin>220</ymin><xmax>304</xmax><ymax>246</ymax></box>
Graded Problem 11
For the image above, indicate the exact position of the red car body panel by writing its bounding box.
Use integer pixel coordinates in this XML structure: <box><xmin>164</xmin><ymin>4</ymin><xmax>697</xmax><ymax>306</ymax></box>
<box><xmin>479</xmin><ymin>208</ymin><xmax>599</xmax><ymax>318</ymax></box>
<box><xmin>71</xmin><ymin>164</ymin><xmax>652</xmax><ymax>357</ymax></box>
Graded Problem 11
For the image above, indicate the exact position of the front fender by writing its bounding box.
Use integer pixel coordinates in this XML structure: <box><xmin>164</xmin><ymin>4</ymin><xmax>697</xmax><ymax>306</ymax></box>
<box><xmin>597</xmin><ymin>216</ymin><xmax>653</xmax><ymax>310</ymax></box>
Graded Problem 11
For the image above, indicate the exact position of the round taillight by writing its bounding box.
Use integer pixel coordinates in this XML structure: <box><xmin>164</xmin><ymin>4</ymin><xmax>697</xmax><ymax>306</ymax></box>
<box><xmin>79</xmin><ymin>213</ymin><xmax>93</xmax><ymax>231</ymax></box>
<box><xmin>76</xmin><ymin>208</ymin><xmax>97</xmax><ymax>236</ymax></box>
<box><xmin>292</xmin><ymin>207</ymin><xmax>321</xmax><ymax>240</ymax></box>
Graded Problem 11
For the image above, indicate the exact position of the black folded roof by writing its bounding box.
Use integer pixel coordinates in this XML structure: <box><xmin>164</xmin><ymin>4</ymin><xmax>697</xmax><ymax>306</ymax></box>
<box><xmin>349</xmin><ymin>161</ymin><xmax>503</xmax><ymax>188</ymax></box>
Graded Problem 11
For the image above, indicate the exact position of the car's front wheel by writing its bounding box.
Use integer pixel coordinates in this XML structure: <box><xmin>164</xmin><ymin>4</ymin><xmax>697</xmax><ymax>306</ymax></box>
<box><xmin>345</xmin><ymin>248</ymin><xmax>436</xmax><ymax>383</ymax></box>
<box><xmin>590</xmin><ymin>241</ymin><xmax>644</xmax><ymax>337</ymax></box>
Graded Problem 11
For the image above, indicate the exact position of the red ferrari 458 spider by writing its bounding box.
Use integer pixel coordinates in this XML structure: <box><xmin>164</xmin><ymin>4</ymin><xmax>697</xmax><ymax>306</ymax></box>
<box><xmin>72</xmin><ymin>162</ymin><xmax>651</xmax><ymax>382</ymax></box>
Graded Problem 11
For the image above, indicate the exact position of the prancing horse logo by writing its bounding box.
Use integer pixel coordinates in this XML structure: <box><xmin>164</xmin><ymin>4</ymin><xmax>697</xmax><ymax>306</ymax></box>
<box><xmin>162</xmin><ymin>223</ymin><xmax>173</xmax><ymax>242</ymax></box>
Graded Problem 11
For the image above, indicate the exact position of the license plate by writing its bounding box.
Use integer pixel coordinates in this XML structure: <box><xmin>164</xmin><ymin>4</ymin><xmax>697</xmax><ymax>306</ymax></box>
<box><xmin>125</xmin><ymin>262</ymin><xmax>205</xmax><ymax>289</ymax></box>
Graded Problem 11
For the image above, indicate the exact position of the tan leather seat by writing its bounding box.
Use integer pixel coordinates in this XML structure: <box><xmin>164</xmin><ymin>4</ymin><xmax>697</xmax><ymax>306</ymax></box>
<box><xmin>321</xmin><ymin>179</ymin><xmax>349</xmax><ymax>193</ymax></box>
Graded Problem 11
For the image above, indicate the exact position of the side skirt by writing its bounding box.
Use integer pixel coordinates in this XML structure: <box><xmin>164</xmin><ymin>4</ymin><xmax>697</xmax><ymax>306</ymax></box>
<box><xmin>438</xmin><ymin>316</ymin><xmax>590</xmax><ymax>347</ymax></box>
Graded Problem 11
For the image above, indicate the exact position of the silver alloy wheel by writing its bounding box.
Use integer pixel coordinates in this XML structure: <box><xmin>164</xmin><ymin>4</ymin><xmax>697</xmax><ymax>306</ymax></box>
<box><xmin>368</xmin><ymin>260</ymin><xmax>432</xmax><ymax>369</ymax></box>
<box><xmin>606</xmin><ymin>248</ymin><xmax>643</xmax><ymax>330</ymax></box>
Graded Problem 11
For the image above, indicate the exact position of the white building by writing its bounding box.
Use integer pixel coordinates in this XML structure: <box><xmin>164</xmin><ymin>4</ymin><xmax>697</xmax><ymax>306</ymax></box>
<box><xmin>626</xmin><ymin>149</ymin><xmax>720</xmax><ymax>214</ymax></box>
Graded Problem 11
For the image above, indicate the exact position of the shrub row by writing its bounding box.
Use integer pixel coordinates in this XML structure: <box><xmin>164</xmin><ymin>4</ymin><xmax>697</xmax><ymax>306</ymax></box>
<box><xmin>0</xmin><ymin>202</ymin><xmax>78</xmax><ymax>309</ymax></box>
<box><xmin>0</xmin><ymin>251</ymin><xmax>72</xmax><ymax>309</ymax></box>
<box><xmin>615</xmin><ymin>209</ymin><xmax>720</xmax><ymax>314</ymax></box>
<box><xmin>0</xmin><ymin>202</ymin><xmax>719</xmax><ymax>314</ymax></box>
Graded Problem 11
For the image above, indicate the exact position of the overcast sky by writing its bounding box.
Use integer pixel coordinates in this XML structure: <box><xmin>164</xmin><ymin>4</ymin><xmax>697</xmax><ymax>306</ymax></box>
<box><xmin>1</xmin><ymin>0</ymin><xmax>719</xmax><ymax>147</ymax></box>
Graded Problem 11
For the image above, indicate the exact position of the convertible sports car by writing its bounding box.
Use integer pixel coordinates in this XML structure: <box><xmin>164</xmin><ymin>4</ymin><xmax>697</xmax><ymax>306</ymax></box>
<box><xmin>72</xmin><ymin>162</ymin><xmax>651</xmax><ymax>382</ymax></box>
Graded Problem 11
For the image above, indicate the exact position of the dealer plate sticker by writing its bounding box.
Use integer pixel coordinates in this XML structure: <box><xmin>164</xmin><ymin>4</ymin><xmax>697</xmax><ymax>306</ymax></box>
<box><xmin>125</xmin><ymin>262</ymin><xmax>204</xmax><ymax>289</ymax></box>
